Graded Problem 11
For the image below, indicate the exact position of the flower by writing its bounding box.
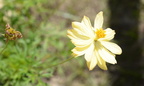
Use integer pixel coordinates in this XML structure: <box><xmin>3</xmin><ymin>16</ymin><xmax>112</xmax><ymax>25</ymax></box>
<box><xmin>4</xmin><ymin>24</ymin><xmax>22</xmax><ymax>41</ymax></box>
<box><xmin>67</xmin><ymin>11</ymin><xmax>122</xmax><ymax>70</ymax></box>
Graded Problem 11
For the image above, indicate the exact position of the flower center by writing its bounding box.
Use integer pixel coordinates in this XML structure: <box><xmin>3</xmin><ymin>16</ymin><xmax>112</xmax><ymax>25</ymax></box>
<box><xmin>95</xmin><ymin>28</ymin><xmax>106</xmax><ymax>39</ymax></box>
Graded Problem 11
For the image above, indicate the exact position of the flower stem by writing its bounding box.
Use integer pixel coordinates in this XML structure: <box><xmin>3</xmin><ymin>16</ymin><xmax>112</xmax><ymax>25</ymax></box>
<box><xmin>0</xmin><ymin>41</ymin><xmax>9</xmax><ymax>55</ymax></box>
<box><xmin>47</xmin><ymin>57</ymin><xmax>74</xmax><ymax>68</ymax></box>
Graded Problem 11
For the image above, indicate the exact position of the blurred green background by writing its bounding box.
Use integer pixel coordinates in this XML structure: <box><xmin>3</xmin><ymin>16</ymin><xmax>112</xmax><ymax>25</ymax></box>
<box><xmin>0</xmin><ymin>0</ymin><xmax>143</xmax><ymax>86</ymax></box>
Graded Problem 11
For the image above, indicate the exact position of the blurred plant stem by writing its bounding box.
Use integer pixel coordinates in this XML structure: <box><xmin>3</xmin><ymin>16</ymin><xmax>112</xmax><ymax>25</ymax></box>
<box><xmin>47</xmin><ymin>57</ymin><xmax>74</xmax><ymax>68</ymax></box>
<box><xmin>0</xmin><ymin>41</ymin><xmax>9</xmax><ymax>55</ymax></box>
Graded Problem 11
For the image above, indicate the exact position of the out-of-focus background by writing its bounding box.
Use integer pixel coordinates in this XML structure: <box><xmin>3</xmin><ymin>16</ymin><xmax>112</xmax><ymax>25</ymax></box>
<box><xmin>0</xmin><ymin>0</ymin><xmax>144</xmax><ymax>86</ymax></box>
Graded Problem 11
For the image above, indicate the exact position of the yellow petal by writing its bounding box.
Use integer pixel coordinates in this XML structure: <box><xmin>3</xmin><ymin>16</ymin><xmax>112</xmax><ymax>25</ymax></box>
<box><xmin>67</xmin><ymin>29</ymin><xmax>92</xmax><ymax>47</ymax></box>
<box><xmin>87</xmin><ymin>50</ymin><xmax>97</xmax><ymax>70</ymax></box>
<box><xmin>81</xmin><ymin>16</ymin><xmax>95</xmax><ymax>37</ymax></box>
<box><xmin>87</xmin><ymin>61</ymin><xmax>91</xmax><ymax>69</ymax></box>
<box><xmin>105</xmin><ymin>28</ymin><xmax>115</xmax><ymax>40</ymax></box>
<box><xmin>72</xmin><ymin>22</ymin><xmax>85</xmax><ymax>31</ymax></box>
<box><xmin>94</xmin><ymin>11</ymin><xmax>103</xmax><ymax>30</ymax></box>
<box><xmin>96</xmin><ymin>42</ymin><xmax>117</xmax><ymax>64</ymax></box>
<box><xmin>100</xmin><ymin>41</ymin><xmax>122</xmax><ymax>55</ymax></box>
<box><xmin>71</xmin><ymin>39</ymin><xmax>92</xmax><ymax>47</ymax></box>
<box><xmin>98</xmin><ymin>28</ymin><xmax>115</xmax><ymax>41</ymax></box>
<box><xmin>81</xmin><ymin>16</ymin><xmax>92</xmax><ymax>29</ymax></box>
<box><xmin>97</xmin><ymin>56</ymin><xmax>108</xmax><ymax>70</ymax></box>
<box><xmin>97</xmin><ymin>60</ymin><xmax>107</xmax><ymax>70</ymax></box>
<box><xmin>72</xmin><ymin>22</ymin><xmax>90</xmax><ymax>36</ymax></box>
<box><xmin>94</xmin><ymin>48</ymin><xmax>108</xmax><ymax>70</ymax></box>
<box><xmin>72</xmin><ymin>45</ymin><xmax>90</xmax><ymax>57</ymax></box>
<box><xmin>89</xmin><ymin>57</ymin><xmax>97</xmax><ymax>70</ymax></box>
<box><xmin>67</xmin><ymin>28</ymin><xmax>89</xmax><ymax>40</ymax></box>
<box><xmin>84</xmin><ymin>43</ymin><xmax>94</xmax><ymax>61</ymax></box>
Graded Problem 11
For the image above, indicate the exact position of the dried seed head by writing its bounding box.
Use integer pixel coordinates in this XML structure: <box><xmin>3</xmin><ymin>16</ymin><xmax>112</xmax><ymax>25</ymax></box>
<box><xmin>4</xmin><ymin>24</ymin><xmax>23</xmax><ymax>41</ymax></box>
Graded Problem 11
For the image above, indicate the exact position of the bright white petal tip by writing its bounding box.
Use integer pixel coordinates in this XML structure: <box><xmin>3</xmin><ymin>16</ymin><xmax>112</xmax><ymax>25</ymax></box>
<box><xmin>101</xmin><ymin>41</ymin><xmax>122</xmax><ymax>55</ymax></box>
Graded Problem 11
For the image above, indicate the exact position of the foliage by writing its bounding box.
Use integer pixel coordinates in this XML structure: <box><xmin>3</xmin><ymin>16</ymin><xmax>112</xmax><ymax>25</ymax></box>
<box><xmin>0</xmin><ymin>22</ymin><xmax>71</xmax><ymax>86</ymax></box>
<box><xmin>0</xmin><ymin>0</ymin><xmax>73</xmax><ymax>86</ymax></box>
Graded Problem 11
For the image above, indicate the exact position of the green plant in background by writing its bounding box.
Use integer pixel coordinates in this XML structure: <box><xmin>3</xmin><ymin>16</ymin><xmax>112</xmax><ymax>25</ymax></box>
<box><xmin>0</xmin><ymin>0</ymin><xmax>73</xmax><ymax>86</ymax></box>
<box><xmin>0</xmin><ymin>0</ymin><xmax>64</xmax><ymax>32</ymax></box>
<box><xmin>0</xmin><ymin>22</ymin><xmax>71</xmax><ymax>86</ymax></box>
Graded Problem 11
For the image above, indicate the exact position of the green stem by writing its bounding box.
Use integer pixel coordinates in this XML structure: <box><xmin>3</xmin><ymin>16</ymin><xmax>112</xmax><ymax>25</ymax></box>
<box><xmin>0</xmin><ymin>41</ymin><xmax>9</xmax><ymax>55</ymax></box>
<box><xmin>47</xmin><ymin>57</ymin><xmax>74</xmax><ymax>68</ymax></box>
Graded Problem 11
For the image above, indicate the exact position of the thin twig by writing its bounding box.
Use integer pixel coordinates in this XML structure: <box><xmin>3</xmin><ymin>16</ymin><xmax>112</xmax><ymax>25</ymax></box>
<box><xmin>47</xmin><ymin>57</ymin><xmax>74</xmax><ymax>68</ymax></box>
<box><xmin>0</xmin><ymin>41</ymin><xmax>9</xmax><ymax>55</ymax></box>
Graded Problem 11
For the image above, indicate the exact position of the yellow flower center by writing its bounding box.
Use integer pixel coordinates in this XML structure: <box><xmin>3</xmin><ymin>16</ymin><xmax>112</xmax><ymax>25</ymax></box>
<box><xmin>95</xmin><ymin>28</ymin><xmax>106</xmax><ymax>39</ymax></box>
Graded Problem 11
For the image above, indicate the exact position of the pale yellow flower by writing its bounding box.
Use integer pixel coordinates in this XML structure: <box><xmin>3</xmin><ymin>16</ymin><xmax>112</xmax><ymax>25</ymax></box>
<box><xmin>67</xmin><ymin>11</ymin><xmax>122</xmax><ymax>70</ymax></box>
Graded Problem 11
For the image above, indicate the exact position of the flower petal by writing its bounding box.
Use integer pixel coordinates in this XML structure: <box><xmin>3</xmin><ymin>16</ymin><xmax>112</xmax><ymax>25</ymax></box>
<box><xmin>72</xmin><ymin>22</ymin><xmax>91</xmax><ymax>37</ymax></box>
<box><xmin>94</xmin><ymin>11</ymin><xmax>103</xmax><ymax>30</ymax></box>
<box><xmin>98</xmin><ymin>28</ymin><xmax>115</xmax><ymax>41</ymax></box>
<box><xmin>96</xmin><ymin>42</ymin><xmax>117</xmax><ymax>64</ymax></box>
<box><xmin>87</xmin><ymin>50</ymin><xmax>97</xmax><ymax>70</ymax></box>
<box><xmin>97</xmin><ymin>60</ymin><xmax>107</xmax><ymax>70</ymax></box>
<box><xmin>100</xmin><ymin>41</ymin><xmax>122</xmax><ymax>55</ymax></box>
<box><xmin>71</xmin><ymin>39</ymin><xmax>92</xmax><ymax>47</ymax></box>
<box><xmin>94</xmin><ymin>48</ymin><xmax>108</xmax><ymax>70</ymax></box>
<box><xmin>105</xmin><ymin>28</ymin><xmax>115</xmax><ymax>40</ymax></box>
<box><xmin>89</xmin><ymin>57</ymin><xmax>97</xmax><ymax>70</ymax></box>
<box><xmin>81</xmin><ymin>16</ymin><xmax>95</xmax><ymax>37</ymax></box>
<box><xmin>67</xmin><ymin>29</ymin><xmax>89</xmax><ymax>40</ymax></box>
<box><xmin>81</xmin><ymin>16</ymin><xmax>92</xmax><ymax>29</ymax></box>
<box><xmin>84</xmin><ymin>43</ymin><xmax>94</xmax><ymax>61</ymax></box>
<box><xmin>72</xmin><ymin>22</ymin><xmax>85</xmax><ymax>31</ymax></box>
<box><xmin>67</xmin><ymin>29</ymin><xmax>93</xmax><ymax>47</ymax></box>
<box><xmin>72</xmin><ymin>44</ymin><xmax>90</xmax><ymax>57</ymax></box>
<box><xmin>97</xmin><ymin>56</ymin><xmax>108</xmax><ymax>70</ymax></box>
<box><xmin>71</xmin><ymin>39</ymin><xmax>93</xmax><ymax>47</ymax></box>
